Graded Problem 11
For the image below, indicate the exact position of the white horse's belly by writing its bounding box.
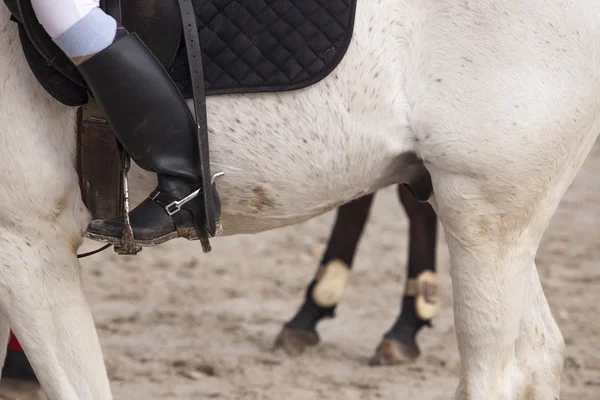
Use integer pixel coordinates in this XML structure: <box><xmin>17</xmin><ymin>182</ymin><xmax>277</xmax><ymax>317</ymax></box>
<box><xmin>131</xmin><ymin>105</ymin><xmax>412</xmax><ymax>235</ymax></box>
<box><xmin>210</xmin><ymin>96</ymin><xmax>412</xmax><ymax>234</ymax></box>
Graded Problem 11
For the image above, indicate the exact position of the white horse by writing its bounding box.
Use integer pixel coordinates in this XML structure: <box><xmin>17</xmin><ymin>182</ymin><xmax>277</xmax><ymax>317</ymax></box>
<box><xmin>0</xmin><ymin>0</ymin><xmax>599</xmax><ymax>399</ymax></box>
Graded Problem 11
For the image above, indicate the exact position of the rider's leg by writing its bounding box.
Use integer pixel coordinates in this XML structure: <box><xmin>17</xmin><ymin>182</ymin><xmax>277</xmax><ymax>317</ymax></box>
<box><xmin>31</xmin><ymin>0</ymin><xmax>211</xmax><ymax>246</ymax></box>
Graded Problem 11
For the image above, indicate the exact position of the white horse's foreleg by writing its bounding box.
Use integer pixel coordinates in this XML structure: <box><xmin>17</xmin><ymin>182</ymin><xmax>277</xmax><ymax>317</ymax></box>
<box><xmin>0</xmin><ymin>229</ymin><xmax>111</xmax><ymax>400</ymax></box>
<box><xmin>0</xmin><ymin>12</ymin><xmax>112</xmax><ymax>399</ymax></box>
<box><xmin>4</xmin><ymin>235</ymin><xmax>110</xmax><ymax>399</ymax></box>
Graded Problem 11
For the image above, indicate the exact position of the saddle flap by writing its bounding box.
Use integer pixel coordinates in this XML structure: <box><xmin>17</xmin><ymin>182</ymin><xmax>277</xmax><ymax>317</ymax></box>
<box><xmin>121</xmin><ymin>0</ymin><xmax>183</xmax><ymax>70</ymax></box>
<box><xmin>17</xmin><ymin>23</ymin><xmax>89</xmax><ymax>106</ymax></box>
<box><xmin>76</xmin><ymin>102</ymin><xmax>124</xmax><ymax>221</ymax></box>
<box><xmin>12</xmin><ymin>0</ymin><xmax>87</xmax><ymax>86</ymax></box>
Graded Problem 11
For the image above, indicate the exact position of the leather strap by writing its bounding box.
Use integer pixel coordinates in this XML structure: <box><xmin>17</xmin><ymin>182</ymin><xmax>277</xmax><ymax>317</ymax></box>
<box><xmin>148</xmin><ymin>188</ymin><xmax>202</xmax><ymax>238</ymax></box>
<box><xmin>76</xmin><ymin>101</ymin><xmax>125</xmax><ymax>221</ymax></box>
<box><xmin>177</xmin><ymin>0</ymin><xmax>218</xmax><ymax>237</ymax></box>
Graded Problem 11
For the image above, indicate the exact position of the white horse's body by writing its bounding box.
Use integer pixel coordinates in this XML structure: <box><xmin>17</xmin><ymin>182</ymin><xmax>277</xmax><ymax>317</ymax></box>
<box><xmin>1</xmin><ymin>0</ymin><xmax>599</xmax><ymax>399</ymax></box>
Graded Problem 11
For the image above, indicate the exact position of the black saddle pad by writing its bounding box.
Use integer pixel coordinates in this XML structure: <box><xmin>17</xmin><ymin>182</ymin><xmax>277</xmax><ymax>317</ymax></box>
<box><xmin>170</xmin><ymin>0</ymin><xmax>357</xmax><ymax>97</ymax></box>
<box><xmin>10</xmin><ymin>0</ymin><xmax>357</xmax><ymax>105</ymax></box>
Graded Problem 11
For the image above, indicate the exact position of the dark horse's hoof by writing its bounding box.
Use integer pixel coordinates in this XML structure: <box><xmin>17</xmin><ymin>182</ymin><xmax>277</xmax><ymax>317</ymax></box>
<box><xmin>368</xmin><ymin>337</ymin><xmax>421</xmax><ymax>366</ymax></box>
<box><xmin>274</xmin><ymin>326</ymin><xmax>320</xmax><ymax>356</ymax></box>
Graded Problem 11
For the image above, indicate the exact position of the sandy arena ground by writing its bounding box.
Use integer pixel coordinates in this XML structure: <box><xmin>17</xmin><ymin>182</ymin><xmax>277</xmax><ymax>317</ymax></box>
<box><xmin>1</xmin><ymin>142</ymin><xmax>600</xmax><ymax>400</ymax></box>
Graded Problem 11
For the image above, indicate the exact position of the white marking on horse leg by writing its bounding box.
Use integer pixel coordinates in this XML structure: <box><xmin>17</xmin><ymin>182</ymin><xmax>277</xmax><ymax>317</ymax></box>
<box><xmin>311</xmin><ymin>259</ymin><xmax>351</xmax><ymax>308</ymax></box>
<box><xmin>404</xmin><ymin>270</ymin><xmax>440</xmax><ymax>321</ymax></box>
<box><xmin>0</xmin><ymin>230</ymin><xmax>112</xmax><ymax>400</ymax></box>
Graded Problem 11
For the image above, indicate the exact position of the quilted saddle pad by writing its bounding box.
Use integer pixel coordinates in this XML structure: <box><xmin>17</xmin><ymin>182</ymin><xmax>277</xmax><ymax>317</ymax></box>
<box><xmin>9</xmin><ymin>0</ymin><xmax>357</xmax><ymax>105</ymax></box>
<box><xmin>171</xmin><ymin>0</ymin><xmax>357</xmax><ymax>97</ymax></box>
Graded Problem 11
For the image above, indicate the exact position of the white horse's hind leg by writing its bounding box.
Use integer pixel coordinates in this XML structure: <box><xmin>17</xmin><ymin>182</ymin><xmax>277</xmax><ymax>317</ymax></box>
<box><xmin>432</xmin><ymin>189</ymin><xmax>566</xmax><ymax>399</ymax></box>
<box><xmin>421</xmin><ymin>106</ymin><xmax>600</xmax><ymax>400</ymax></box>
<box><xmin>406</xmin><ymin>2</ymin><xmax>600</xmax><ymax>397</ymax></box>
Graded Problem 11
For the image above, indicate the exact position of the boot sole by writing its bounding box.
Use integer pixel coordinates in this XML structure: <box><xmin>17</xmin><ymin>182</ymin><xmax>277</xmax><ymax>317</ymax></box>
<box><xmin>84</xmin><ymin>229</ymin><xmax>199</xmax><ymax>247</ymax></box>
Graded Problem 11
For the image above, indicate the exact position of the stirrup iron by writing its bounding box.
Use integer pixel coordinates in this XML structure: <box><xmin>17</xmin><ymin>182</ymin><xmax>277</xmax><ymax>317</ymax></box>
<box><xmin>114</xmin><ymin>147</ymin><xmax>142</xmax><ymax>255</ymax></box>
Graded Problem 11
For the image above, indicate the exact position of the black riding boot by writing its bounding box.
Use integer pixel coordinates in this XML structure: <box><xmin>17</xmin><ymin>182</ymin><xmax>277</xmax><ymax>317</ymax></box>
<box><xmin>78</xmin><ymin>32</ymin><xmax>214</xmax><ymax>246</ymax></box>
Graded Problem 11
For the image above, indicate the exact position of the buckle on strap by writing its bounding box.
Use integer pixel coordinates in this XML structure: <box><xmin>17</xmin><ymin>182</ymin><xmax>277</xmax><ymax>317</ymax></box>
<box><xmin>163</xmin><ymin>188</ymin><xmax>202</xmax><ymax>216</ymax></box>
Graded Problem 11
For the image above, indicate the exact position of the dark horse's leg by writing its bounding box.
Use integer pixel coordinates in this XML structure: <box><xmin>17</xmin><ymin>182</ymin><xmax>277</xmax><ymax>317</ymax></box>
<box><xmin>2</xmin><ymin>332</ymin><xmax>37</xmax><ymax>382</ymax></box>
<box><xmin>274</xmin><ymin>194</ymin><xmax>375</xmax><ymax>355</ymax></box>
<box><xmin>369</xmin><ymin>184</ymin><xmax>439</xmax><ymax>365</ymax></box>
<box><xmin>274</xmin><ymin>185</ymin><xmax>440</xmax><ymax>365</ymax></box>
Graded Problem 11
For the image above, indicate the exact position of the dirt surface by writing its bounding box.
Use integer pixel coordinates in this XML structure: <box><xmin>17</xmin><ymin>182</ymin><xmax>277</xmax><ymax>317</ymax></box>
<box><xmin>2</xmin><ymin>142</ymin><xmax>600</xmax><ymax>400</ymax></box>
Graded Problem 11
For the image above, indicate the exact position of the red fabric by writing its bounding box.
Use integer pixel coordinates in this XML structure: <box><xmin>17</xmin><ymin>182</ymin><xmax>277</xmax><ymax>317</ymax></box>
<box><xmin>7</xmin><ymin>331</ymin><xmax>23</xmax><ymax>351</ymax></box>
